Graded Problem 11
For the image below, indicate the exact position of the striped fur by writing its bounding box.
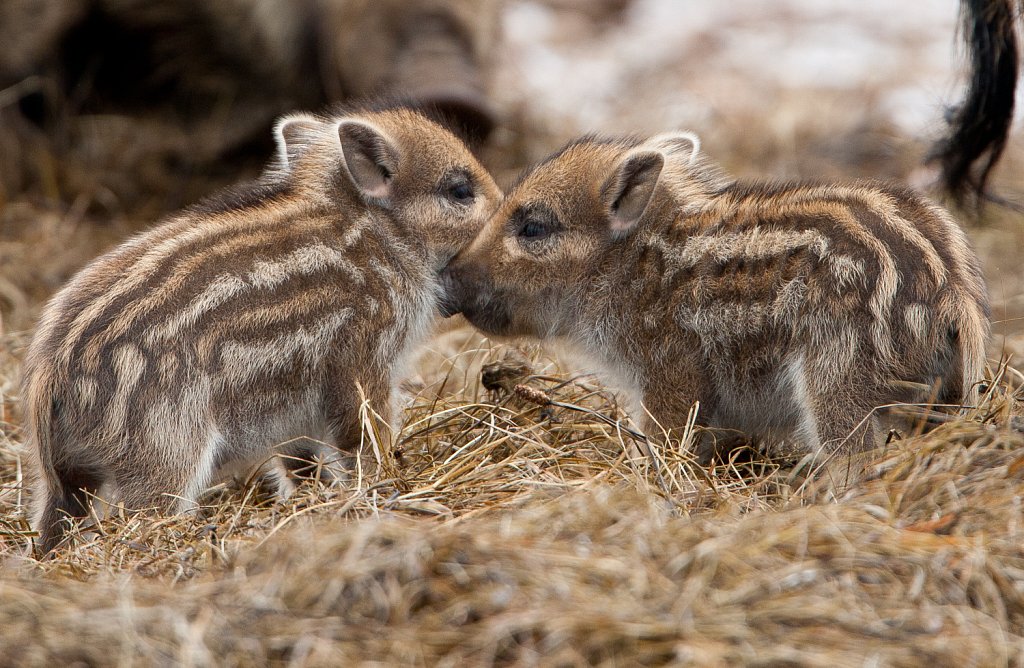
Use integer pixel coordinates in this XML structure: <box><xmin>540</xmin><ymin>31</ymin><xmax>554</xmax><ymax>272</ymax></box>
<box><xmin>443</xmin><ymin>133</ymin><xmax>990</xmax><ymax>464</ymax></box>
<box><xmin>24</xmin><ymin>107</ymin><xmax>500</xmax><ymax>554</ymax></box>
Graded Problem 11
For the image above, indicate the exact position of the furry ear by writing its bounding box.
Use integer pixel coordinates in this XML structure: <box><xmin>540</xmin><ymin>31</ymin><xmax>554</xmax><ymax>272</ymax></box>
<box><xmin>646</xmin><ymin>130</ymin><xmax>701</xmax><ymax>166</ymax></box>
<box><xmin>337</xmin><ymin>119</ymin><xmax>399</xmax><ymax>203</ymax></box>
<box><xmin>274</xmin><ymin>113</ymin><xmax>325</xmax><ymax>172</ymax></box>
<box><xmin>601</xmin><ymin>150</ymin><xmax>665</xmax><ymax>237</ymax></box>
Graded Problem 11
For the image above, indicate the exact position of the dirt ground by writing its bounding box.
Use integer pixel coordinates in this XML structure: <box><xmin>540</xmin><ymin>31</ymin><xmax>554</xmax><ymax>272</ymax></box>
<box><xmin>1</xmin><ymin>1</ymin><xmax>1023</xmax><ymax>665</ymax></box>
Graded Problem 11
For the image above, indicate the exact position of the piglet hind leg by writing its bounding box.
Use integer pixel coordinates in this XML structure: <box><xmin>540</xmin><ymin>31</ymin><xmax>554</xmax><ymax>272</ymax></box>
<box><xmin>34</xmin><ymin>464</ymin><xmax>106</xmax><ymax>556</ymax></box>
<box><xmin>800</xmin><ymin>389</ymin><xmax>884</xmax><ymax>488</ymax></box>
<box><xmin>277</xmin><ymin>436</ymin><xmax>352</xmax><ymax>490</ymax></box>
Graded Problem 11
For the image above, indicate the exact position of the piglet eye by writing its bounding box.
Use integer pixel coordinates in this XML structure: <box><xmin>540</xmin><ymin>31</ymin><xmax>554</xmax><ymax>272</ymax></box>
<box><xmin>512</xmin><ymin>204</ymin><xmax>560</xmax><ymax>245</ymax></box>
<box><xmin>448</xmin><ymin>181</ymin><xmax>475</xmax><ymax>203</ymax></box>
<box><xmin>518</xmin><ymin>220</ymin><xmax>548</xmax><ymax>239</ymax></box>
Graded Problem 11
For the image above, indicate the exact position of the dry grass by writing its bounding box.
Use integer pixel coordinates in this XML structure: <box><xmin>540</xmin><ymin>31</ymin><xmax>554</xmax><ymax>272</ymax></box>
<box><xmin>0</xmin><ymin>335</ymin><xmax>1022</xmax><ymax>665</ymax></box>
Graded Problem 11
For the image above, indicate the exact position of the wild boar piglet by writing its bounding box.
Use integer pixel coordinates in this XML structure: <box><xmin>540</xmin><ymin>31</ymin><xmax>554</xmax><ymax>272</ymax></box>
<box><xmin>443</xmin><ymin>133</ymin><xmax>990</xmax><ymax>462</ymax></box>
<box><xmin>25</xmin><ymin>106</ymin><xmax>500</xmax><ymax>553</ymax></box>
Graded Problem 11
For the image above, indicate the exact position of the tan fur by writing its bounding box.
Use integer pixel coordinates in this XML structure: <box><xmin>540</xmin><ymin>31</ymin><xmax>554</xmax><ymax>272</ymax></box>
<box><xmin>24</xmin><ymin>107</ymin><xmax>500</xmax><ymax>554</ymax></box>
<box><xmin>444</xmin><ymin>133</ymin><xmax>990</xmax><ymax>465</ymax></box>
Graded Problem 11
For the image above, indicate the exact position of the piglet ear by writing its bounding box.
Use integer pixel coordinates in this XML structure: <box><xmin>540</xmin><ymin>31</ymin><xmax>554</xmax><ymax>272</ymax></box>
<box><xmin>337</xmin><ymin>119</ymin><xmax>399</xmax><ymax>203</ymax></box>
<box><xmin>601</xmin><ymin>150</ymin><xmax>664</xmax><ymax>238</ymax></box>
<box><xmin>647</xmin><ymin>130</ymin><xmax>701</xmax><ymax>166</ymax></box>
<box><xmin>273</xmin><ymin>113</ymin><xmax>325</xmax><ymax>172</ymax></box>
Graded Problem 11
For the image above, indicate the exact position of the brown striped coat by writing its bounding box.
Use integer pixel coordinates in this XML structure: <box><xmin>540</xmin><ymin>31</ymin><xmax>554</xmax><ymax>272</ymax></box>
<box><xmin>24</xmin><ymin>107</ymin><xmax>500</xmax><ymax>553</ymax></box>
<box><xmin>442</xmin><ymin>133</ymin><xmax>990</xmax><ymax>463</ymax></box>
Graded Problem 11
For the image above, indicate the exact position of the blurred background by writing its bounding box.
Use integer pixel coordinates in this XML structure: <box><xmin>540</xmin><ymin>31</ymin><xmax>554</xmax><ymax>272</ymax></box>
<box><xmin>0</xmin><ymin>0</ymin><xmax>1021</xmax><ymax>352</ymax></box>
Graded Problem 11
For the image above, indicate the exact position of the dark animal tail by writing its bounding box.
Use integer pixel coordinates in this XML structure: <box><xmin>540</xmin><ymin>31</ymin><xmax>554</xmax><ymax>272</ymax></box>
<box><xmin>929</xmin><ymin>0</ymin><xmax>1020</xmax><ymax>204</ymax></box>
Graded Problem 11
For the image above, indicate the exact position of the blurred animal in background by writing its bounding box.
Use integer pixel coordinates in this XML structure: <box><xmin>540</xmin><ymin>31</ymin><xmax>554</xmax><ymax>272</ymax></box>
<box><xmin>443</xmin><ymin>133</ymin><xmax>990</xmax><ymax>466</ymax></box>
<box><xmin>930</xmin><ymin>0</ymin><xmax>1021</xmax><ymax>206</ymax></box>
<box><xmin>0</xmin><ymin>0</ymin><xmax>1017</xmax><ymax>211</ymax></box>
<box><xmin>0</xmin><ymin>0</ymin><xmax>498</xmax><ymax>207</ymax></box>
<box><xmin>23</xmin><ymin>106</ymin><xmax>501</xmax><ymax>554</ymax></box>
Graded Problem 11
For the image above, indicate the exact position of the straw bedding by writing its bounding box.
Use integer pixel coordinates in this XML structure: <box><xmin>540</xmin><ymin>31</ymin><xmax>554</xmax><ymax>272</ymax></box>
<box><xmin>0</xmin><ymin>339</ymin><xmax>1022</xmax><ymax>665</ymax></box>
